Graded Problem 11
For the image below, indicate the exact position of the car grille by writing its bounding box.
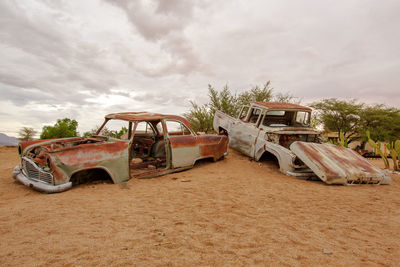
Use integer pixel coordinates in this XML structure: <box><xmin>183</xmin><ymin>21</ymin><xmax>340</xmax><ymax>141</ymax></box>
<box><xmin>22</xmin><ymin>157</ymin><xmax>53</xmax><ymax>184</ymax></box>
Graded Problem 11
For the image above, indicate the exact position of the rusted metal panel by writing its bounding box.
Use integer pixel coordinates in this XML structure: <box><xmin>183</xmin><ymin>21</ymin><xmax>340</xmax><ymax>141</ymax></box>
<box><xmin>105</xmin><ymin>112</ymin><xmax>193</xmax><ymax>130</ymax></box>
<box><xmin>198</xmin><ymin>135</ymin><xmax>228</xmax><ymax>160</ymax></box>
<box><xmin>290</xmin><ymin>141</ymin><xmax>391</xmax><ymax>185</ymax></box>
<box><xmin>51</xmin><ymin>141</ymin><xmax>130</xmax><ymax>184</ymax></box>
<box><xmin>169</xmin><ymin>136</ymin><xmax>198</xmax><ymax>148</ymax></box>
<box><xmin>253</xmin><ymin>101</ymin><xmax>312</xmax><ymax>111</ymax></box>
<box><xmin>19</xmin><ymin>137</ymin><xmax>130</xmax><ymax>185</ymax></box>
<box><xmin>168</xmin><ymin>134</ymin><xmax>228</xmax><ymax>167</ymax></box>
<box><xmin>168</xmin><ymin>135</ymin><xmax>199</xmax><ymax>168</ymax></box>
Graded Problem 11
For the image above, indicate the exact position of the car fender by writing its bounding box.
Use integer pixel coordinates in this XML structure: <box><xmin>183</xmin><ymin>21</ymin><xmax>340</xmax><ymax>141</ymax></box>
<box><xmin>254</xmin><ymin>141</ymin><xmax>296</xmax><ymax>174</ymax></box>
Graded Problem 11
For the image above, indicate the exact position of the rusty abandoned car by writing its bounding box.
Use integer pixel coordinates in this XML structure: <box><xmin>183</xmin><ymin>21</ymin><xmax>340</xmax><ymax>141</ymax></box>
<box><xmin>12</xmin><ymin>112</ymin><xmax>228</xmax><ymax>193</ymax></box>
<box><xmin>214</xmin><ymin>101</ymin><xmax>391</xmax><ymax>185</ymax></box>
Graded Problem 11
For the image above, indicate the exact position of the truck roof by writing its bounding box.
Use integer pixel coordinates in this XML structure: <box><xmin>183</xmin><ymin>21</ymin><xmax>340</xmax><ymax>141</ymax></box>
<box><xmin>105</xmin><ymin>112</ymin><xmax>191</xmax><ymax>126</ymax></box>
<box><xmin>253</xmin><ymin>101</ymin><xmax>312</xmax><ymax>111</ymax></box>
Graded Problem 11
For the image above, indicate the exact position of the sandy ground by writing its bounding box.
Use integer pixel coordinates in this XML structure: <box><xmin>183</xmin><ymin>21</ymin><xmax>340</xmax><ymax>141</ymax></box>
<box><xmin>0</xmin><ymin>146</ymin><xmax>399</xmax><ymax>266</ymax></box>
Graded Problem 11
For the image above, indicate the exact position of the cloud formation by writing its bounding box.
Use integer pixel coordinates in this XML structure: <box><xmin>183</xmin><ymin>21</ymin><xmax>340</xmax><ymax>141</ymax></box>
<box><xmin>0</xmin><ymin>0</ymin><xmax>399</xmax><ymax>137</ymax></box>
<box><xmin>107</xmin><ymin>0</ymin><xmax>205</xmax><ymax>76</ymax></box>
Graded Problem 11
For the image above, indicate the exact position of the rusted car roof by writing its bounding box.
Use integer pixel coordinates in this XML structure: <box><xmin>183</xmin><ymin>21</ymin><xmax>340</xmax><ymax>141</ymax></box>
<box><xmin>253</xmin><ymin>102</ymin><xmax>312</xmax><ymax>111</ymax></box>
<box><xmin>290</xmin><ymin>141</ymin><xmax>391</xmax><ymax>185</ymax></box>
<box><xmin>105</xmin><ymin>112</ymin><xmax>191</xmax><ymax>126</ymax></box>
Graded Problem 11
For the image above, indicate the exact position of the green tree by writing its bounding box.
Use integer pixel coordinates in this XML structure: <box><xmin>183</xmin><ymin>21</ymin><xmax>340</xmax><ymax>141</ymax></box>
<box><xmin>183</xmin><ymin>101</ymin><xmax>214</xmax><ymax>133</ymax></box>
<box><xmin>18</xmin><ymin>127</ymin><xmax>37</xmax><ymax>141</ymax></box>
<box><xmin>359</xmin><ymin>105</ymin><xmax>400</xmax><ymax>145</ymax></box>
<box><xmin>236</xmin><ymin>82</ymin><xmax>274</xmax><ymax>109</ymax></box>
<box><xmin>40</xmin><ymin>118</ymin><xmax>79</xmax><ymax>139</ymax></box>
<box><xmin>185</xmin><ymin>81</ymin><xmax>297</xmax><ymax>133</ymax></box>
<box><xmin>105</xmin><ymin>126</ymin><xmax>128</xmax><ymax>139</ymax></box>
<box><xmin>83</xmin><ymin>130</ymin><xmax>96</xmax><ymax>137</ymax></box>
<box><xmin>273</xmin><ymin>92</ymin><xmax>300</xmax><ymax>104</ymax></box>
<box><xmin>311</xmin><ymin>99</ymin><xmax>400</xmax><ymax>146</ymax></box>
<box><xmin>310</xmin><ymin>98</ymin><xmax>364</xmax><ymax>144</ymax></box>
<box><xmin>208</xmin><ymin>84</ymin><xmax>238</xmax><ymax>117</ymax></box>
<box><xmin>83</xmin><ymin>126</ymin><xmax>128</xmax><ymax>139</ymax></box>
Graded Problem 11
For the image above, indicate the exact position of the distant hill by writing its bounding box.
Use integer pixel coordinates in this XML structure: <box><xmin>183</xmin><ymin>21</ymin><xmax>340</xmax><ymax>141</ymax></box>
<box><xmin>0</xmin><ymin>133</ymin><xmax>19</xmax><ymax>146</ymax></box>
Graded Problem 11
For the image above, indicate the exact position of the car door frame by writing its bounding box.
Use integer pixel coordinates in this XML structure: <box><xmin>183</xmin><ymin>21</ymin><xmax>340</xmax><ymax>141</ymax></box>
<box><xmin>229</xmin><ymin>107</ymin><xmax>263</xmax><ymax>157</ymax></box>
<box><xmin>163</xmin><ymin>119</ymin><xmax>201</xmax><ymax>168</ymax></box>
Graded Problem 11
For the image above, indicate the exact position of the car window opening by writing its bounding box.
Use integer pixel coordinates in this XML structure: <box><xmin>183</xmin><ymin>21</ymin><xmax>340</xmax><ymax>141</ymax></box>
<box><xmin>129</xmin><ymin>120</ymin><xmax>167</xmax><ymax>178</ymax></box>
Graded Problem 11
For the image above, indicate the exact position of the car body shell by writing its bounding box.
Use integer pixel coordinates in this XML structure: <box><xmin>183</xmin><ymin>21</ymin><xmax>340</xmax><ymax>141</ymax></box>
<box><xmin>213</xmin><ymin>102</ymin><xmax>390</xmax><ymax>185</ymax></box>
<box><xmin>13</xmin><ymin>112</ymin><xmax>228</xmax><ymax>193</ymax></box>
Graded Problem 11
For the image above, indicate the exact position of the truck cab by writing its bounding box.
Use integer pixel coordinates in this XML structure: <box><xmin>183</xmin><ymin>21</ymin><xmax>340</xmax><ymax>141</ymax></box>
<box><xmin>214</xmin><ymin>101</ymin><xmax>322</xmax><ymax>177</ymax></box>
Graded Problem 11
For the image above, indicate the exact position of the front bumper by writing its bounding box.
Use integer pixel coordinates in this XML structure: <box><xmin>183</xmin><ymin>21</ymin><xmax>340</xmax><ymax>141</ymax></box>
<box><xmin>12</xmin><ymin>165</ymin><xmax>72</xmax><ymax>193</ymax></box>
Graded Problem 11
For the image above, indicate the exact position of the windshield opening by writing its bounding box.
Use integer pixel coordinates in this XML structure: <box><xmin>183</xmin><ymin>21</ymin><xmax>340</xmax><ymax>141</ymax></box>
<box><xmin>96</xmin><ymin>119</ymin><xmax>130</xmax><ymax>140</ymax></box>
<box><xmin>262</xmin><ymin>110</ymin><xmax>310</xmax><ymax>127</ymax></box>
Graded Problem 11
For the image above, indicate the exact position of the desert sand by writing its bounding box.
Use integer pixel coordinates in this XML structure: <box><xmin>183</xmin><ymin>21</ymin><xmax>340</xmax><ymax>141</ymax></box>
<box><xmin>0</xmin><ymin>146</ymin><xmax>399</xmax><ymax>266</ymax></box>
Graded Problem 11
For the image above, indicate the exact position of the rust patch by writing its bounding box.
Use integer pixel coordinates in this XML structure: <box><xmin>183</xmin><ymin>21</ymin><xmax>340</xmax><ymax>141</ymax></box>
<box><xmin>291</xmin><ymin>141</ymin><xmax>389</xmax><ymax>184</ymax></box>
<box><xmin>253</xmin><ymin>101</ymin><xmax>312</xmax><ymax>111</ymax></box>
<box><xmin>105</xmin><ymin>112</ymin><xmax>193</xmax><ymax>131</ymax></box>
<box><xmin>169</xmin><ymin>136</ymin><xmax>197</xmax><ymax>148</ymax></box>
<box><xmin>199</xmin><ymin>135</ymin><xmax>228</xmax><ymax>159</ymax></box>
<box><xmin>54</xmin><ymin>141</ymin><xmax>128</xmax><ymax>166</ymax></box>
<box><xmin>294</xmin><ymin>142</ymin><xmax>341</xmax><ymax>179</ymax></box>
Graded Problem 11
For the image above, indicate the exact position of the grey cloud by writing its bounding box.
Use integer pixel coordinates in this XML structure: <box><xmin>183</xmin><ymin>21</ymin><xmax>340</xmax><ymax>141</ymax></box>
<box><xmin>0</xmin><ymin>2</ymin><xmax>73</xmax><ymax>66</ymax></box>
<box><xmin>134</xmin><ymin>91</ymin><xmax>188</xmax><ymax>107</ymax></box>
<box><xmin>156</xmin><ymin>0</ymin><xmax>193</xmax><ymax>17</ymax></box>
<box><xmin>0</xmin><ymin>84</ymin><xmax>55</xmax><ymax>106</ymax></box>
<box><xmin>107</xmin><ymin>0</ymin><xmax>205</xmax><ymax>76</ymax></box>
<box><xmin>108</xmin><ymin>0</ymin><xmax>193</xmax><ymax>40</ymax></box>
<box><xmin>0</xmin><ymin>1</ymin><xmax>125</xmax><ymax>106</ymax></box>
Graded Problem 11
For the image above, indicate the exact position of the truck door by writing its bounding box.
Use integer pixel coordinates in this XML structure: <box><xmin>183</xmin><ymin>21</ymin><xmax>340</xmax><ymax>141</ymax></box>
<box><xmin>165</xmin><ymin>120</ymin><xmax>200</xmax><ymax>168</ymax></box>
<box><xmin>229</xmin><ymin>107</ymin><xmax>263</xmax><ymax>157</ymax></box>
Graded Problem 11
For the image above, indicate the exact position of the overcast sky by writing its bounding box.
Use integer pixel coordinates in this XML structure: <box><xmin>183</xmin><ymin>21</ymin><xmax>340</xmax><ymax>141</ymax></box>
<box><xmin>1</xmin><ymin>0</ymin><xmax>399</xmax><ymax>137</ymax></box>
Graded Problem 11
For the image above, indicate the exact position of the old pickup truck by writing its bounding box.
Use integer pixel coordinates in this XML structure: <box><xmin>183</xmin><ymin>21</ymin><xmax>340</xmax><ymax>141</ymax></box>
<box><xmin>214</xmin><ymin>101</ymin><xmax>390</xmax><ymax>185</ymax></box>
<box><xmin>13</xmin><ymin>112</ymin><xmax>228</xmax><ymax>193</ymax></box>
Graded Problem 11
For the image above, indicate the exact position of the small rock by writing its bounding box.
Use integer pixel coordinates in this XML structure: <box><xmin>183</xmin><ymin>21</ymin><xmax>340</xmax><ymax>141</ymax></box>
<box><xmin>119</xmin><ymin>183</ymin><xmax>130</xmax><ymax>189</ymax></box>
<box><xmin>323</xmin><ymin>249</ymin><xmax>332</xmax><ymax>255</ymax></box>
<box><xmin>132</xmin><ymin>158</ymin><xmax>143</xmax><ymax>164</ymax></box>
<box><xmin>181</xmin><ymin>179</ymin><xmax>191</xmax><ymax>182</ymax></box>
<box><xmin>158</xmin><ymin>232</ymin><xmax>165</xmax><ymax>236</ymax></box>
<box><xmin>171</xmin><ymin>177</ymin><xmax>178</xmax><ymax>180</ymax></box>
<box><xmin>148</xmin><ymin>164</ymin><xmax>156</xmax><ymax>169</ymax></box>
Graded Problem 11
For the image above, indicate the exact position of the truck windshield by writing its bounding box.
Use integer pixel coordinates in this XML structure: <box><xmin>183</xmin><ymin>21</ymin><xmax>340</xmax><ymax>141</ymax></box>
<box><xmin>262</xmin><ymin>110</ymin><xmax>288</xmax><ymax>127</ymax></box>
<box><xmin>262</xmin><ymin>110</ymin><xmax>310</xmax><ymax>127</ymax></box>
<box><xmin>295</xmin><ymin>111</ymin><xmax>310</xmax><ymax>126</ymax></box>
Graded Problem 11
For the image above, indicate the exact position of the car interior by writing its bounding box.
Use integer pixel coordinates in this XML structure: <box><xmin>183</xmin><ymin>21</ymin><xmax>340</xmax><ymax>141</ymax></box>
<box><xmin>129</xmin><ymin>120</ymin><xmax>167</xmax><ymax>178</ymax></box>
